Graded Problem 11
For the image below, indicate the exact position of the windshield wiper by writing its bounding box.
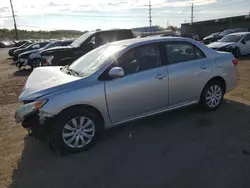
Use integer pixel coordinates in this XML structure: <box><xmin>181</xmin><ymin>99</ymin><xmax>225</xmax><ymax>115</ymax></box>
<box><xmin>62</xmin><ymin>65</ymin><xmax>79</xmax><ymax>76</ymax></box>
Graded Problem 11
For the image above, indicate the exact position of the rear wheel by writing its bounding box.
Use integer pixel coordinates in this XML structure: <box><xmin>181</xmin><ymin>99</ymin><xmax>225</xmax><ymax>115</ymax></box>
<box><xmin>51</xmin><ymin>107</ymin><xmax>102</xmax><ymax>154</ymax></box>
<box><xmin>200</xmin><ymin>81</ymin><xmax>224</xmax><ymax>110</ymax></box>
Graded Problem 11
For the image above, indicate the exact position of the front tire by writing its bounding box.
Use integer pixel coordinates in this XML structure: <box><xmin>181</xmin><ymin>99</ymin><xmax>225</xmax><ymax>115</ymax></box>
<box><xmin>233</xmin><ymin>47</ymin><xmax>241</xmax><ymax>58</ymax></box>
<box><xmin>51</xmin><ymin>107</ymin><xmax>102</xmax><ymax>154</ymax></box>
<box><xmin>200</xmin><ymin>81</ymin><xmax>224</xmax><ymax>110</ymax></box>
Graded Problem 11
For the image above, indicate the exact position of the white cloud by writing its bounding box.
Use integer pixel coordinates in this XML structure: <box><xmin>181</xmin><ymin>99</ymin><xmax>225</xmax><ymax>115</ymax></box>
<box><xmin>0</xmin><ymin>0</ymin><xmax>217</xmax><ymax>17</ymax></box>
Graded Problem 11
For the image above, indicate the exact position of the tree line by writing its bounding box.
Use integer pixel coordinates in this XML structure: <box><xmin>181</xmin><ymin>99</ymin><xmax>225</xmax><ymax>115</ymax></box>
<box><xmin>0</xmin><ymin>29</ymin><xmax>85</xmax><ymax>40</ymax></box>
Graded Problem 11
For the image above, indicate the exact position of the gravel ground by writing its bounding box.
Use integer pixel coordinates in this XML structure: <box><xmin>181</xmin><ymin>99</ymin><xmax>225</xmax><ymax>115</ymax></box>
<box><xmin>0</xmin><ymin>48</ymin><xmax>250</xmax><ymax>188</ymax></box>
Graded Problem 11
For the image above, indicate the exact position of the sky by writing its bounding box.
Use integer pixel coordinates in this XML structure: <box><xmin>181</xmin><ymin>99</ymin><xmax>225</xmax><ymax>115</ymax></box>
<box><xmin>0</xmin><ymin>0</ymin><xmax>249</xmax><ymax>31</ymax></box>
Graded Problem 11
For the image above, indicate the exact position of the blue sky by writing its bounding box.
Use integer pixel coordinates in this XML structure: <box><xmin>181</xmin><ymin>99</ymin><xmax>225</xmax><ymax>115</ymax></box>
<box><xmin>0</xmin><ymin>0</ymin><xmax>249</xmax><ymax>31</ymax></box>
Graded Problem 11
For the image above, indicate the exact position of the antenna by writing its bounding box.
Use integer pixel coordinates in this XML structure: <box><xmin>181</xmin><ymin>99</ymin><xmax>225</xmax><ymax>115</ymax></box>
<box><xmin>149</xmin><ymin>1</ymin><xmax>152</xmax><ymax>35</ymax></box>
<box><xmin>9</xmin><ymin>0</ymin><xmax>19</xmax><ymax>40</ymax></box>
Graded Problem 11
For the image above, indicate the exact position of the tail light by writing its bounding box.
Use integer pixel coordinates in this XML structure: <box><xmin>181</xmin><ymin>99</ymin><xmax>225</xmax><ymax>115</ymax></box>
<box><xmin>232</xmin><ymin>58</ymin><xmax>238</xmax><ymax>66</ymax></box>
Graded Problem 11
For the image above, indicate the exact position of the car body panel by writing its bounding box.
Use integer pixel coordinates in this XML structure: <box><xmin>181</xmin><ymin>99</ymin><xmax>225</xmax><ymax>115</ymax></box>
<box><xmin>105</xmin><ymin>66</ymin><xmax>169</xmax><ymax>123</ymax></box>
<box><xmin>167</xmin><ymin>57</ymin><xmax>212</xmax><ymax>105</ymax></box>
<box><xmin>19</xmin><ymin>67</ymin><xmax>82</xmax><ymax>101</ymax></box>
<box><xmin>207</xmin><ymin>42</ymin><xmax>236</xmax><ymax>49</ymax></box>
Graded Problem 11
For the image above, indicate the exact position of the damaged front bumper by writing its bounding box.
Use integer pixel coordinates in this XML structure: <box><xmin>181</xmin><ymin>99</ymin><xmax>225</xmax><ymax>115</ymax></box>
<box><xmin>14</xmin><ymin>103</ymin><xmax>55</xmax><ymax>139</ymax></box>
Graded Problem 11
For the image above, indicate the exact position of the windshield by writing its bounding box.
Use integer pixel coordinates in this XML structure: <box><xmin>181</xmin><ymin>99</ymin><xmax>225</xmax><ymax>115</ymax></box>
<box><xmin>70</xmin><ymin>32</ymin><xmax>94</xmax><ymax>47</ymax></box>
<box><xmin>69</xmin><ymin>44</ymin><xmax>125</xmax><ymax>76</ymax></box>
<box><xmin>220</xmin><ymin>29</ymin><xmax>234</xmax><ymax>35</ymax></box>
<box><xmin>220</xmin><ymin>35</ymin><xmax>243</xmax><ymax>42</ymax></box>
<box><xmin>25</xmin><ymin>43</ymin><xmax>35</xmax><ymax>49</ymax></box>
<box><xmin>43</xmin><ymin>41</ymin><xmax>59</xmax><ymax>49</ymax></box>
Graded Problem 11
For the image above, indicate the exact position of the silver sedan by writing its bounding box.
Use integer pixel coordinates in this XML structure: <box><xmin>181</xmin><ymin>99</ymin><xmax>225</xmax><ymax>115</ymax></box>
<box><xmin>15</xmin><ymin>37</ymin><xmax>238</xmax><ymax>154</ymax></box>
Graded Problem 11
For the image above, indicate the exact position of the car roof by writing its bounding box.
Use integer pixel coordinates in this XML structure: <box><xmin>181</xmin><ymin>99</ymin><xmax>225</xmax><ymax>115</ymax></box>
<box><xmin>110</xmin><ymin>36</ymin><xmax>195</xmax><ymax>47</ymax></box>
<box><xmin>228</xmin><ymin>32</ymin><xmax>250</xmax><ymax>36</ymax></box>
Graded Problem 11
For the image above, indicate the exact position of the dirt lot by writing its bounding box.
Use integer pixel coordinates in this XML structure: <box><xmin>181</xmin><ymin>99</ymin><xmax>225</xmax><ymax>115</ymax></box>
<box><xmin>0</xmin><ymin>48</ymin><xmax>250</xmax><ymax>188</ymax></box>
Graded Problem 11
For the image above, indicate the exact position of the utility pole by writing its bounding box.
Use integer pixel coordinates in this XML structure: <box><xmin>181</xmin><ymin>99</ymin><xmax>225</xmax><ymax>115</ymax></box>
<box><xmin>9</xmin><ymin>0</ymin><xmax>19</xmax><ymax>40</ymax></box>
<box><xmin>191</xmin><ymin>3</ymin><xmax>194</xmax><ymax>24</ymax></box>
<box><xmin>148</xmin><ymin>1</ymin><xmax>152</xmax><ymax>35</ymax></box>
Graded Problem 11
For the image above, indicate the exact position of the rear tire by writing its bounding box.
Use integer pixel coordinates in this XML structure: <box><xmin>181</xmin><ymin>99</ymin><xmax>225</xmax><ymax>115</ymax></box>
<box><xmin>199</xmin><ymin>81</ymin><xmax>224</xmax><ymax>111</ymax></box>
<box><xmin>51</xmin><ymin>107</ymin><xmax>103</xmax><ymax>154</ymax></box>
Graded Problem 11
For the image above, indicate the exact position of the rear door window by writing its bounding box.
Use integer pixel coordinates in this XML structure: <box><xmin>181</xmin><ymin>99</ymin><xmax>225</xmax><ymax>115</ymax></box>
<box><xmin>165</xmin><ymin>42</ymin><xmax>206</xmax><ymax>64</ymax></box>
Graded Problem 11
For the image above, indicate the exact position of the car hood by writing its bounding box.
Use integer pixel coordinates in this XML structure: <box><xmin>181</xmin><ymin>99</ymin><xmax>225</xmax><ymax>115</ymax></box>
<box><xmin>40</xmin><ymin>45</ymin><xmax>72</xmax><ymax>55</ymax></box>
<box><xmin>19</xmin><ymin>66</ymin><xmax>82</xmax><ymax>101</ymax></box>
<box><xmin>207</xmin><ymin>42</ymin><xmax>236</xmax><ymax>49</ymax></box>
<box><xmin>204</xmin><ymin>33</ymin><xmax>220</xmax><ymax>40</ymax></box>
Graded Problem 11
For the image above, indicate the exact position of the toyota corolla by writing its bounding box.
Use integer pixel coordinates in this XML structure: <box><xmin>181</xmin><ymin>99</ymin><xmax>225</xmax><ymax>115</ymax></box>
<box><xmin>14</xmin><ymin>37</ymin><xmax>238</xmax><ymax>154</ymax></box>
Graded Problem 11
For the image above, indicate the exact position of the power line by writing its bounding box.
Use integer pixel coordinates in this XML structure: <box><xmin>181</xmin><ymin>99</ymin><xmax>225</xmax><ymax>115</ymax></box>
<box><xmin>9</xmin><ymin>0</ymin><xmax>19</xmax><ymax>40</ymax></box>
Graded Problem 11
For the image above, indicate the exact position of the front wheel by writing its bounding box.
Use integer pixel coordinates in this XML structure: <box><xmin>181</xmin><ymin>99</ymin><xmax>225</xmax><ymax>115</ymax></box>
<box><xmin>233</xmin><ymin>48</ymin><xmax>241</xmax><ymax>58</ymax></box>
<box><xmin>51</xmin><ymin>108</ymin><xmax>102</xmax><ymax>154</ymax></box>
<box><xmin>200</xmin><ymin>81</ymin><xmax>224</xmax><ymax>110</ymax></box>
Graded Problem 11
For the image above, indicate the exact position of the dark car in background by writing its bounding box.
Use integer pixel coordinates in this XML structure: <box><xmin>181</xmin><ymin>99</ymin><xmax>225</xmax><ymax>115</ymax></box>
<box><xmin>180</xmin><ymin>33</ymin><xmax>200</xmax><ymax>41</ymax></box>
<box><xmin>8</xmin><ymin>41</ymin><xmax>33</xmax><ymax>56</ymax></box>
<box><xmin>40</xmin><ymin>29</ymin><xmax>134</xmax><ymax>66</ymax></box>
<box><xmin>13</xmin><ymin>41</ymin><xmax>50</xmax><ymax>61</ymax></box>
<box><xmin>203</xmin><ymin>32</ymin><xmax>221</xmax><ymax>44</ymax></box>
<box><xmin>216</xmin><ymin>28</ymin><xmax>249</xmax><ymax>40</ymax></box>
<box><xmin>17</xmin><ymin>39</ymin><xmax>74</xmax><ymax>69</ymax></box>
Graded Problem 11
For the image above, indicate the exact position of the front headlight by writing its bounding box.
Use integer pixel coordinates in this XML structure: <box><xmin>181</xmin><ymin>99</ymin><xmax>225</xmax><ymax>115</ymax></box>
<box><xmin>42</xmin><ymin>56</ymin><xmax>54</xmax><ymax>65</ymax></box>
<box><xmin>218</xmin><ymin>46</ymin><xmax>232</xmax><ymax>52</ymax></box>
<box><xmin>16</xmin><ymin>100</ymin><xmax>48</xmax><ymax>120</ymax></box>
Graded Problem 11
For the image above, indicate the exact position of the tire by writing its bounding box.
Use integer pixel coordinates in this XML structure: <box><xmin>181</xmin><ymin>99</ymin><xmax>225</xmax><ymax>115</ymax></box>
<box><xmin>199</xmin><ymin>81</ymin><xmax>225</xmax><ymax>111</ymax></box>
<box><xmin>233</xmin><ymin>48</ymin><xmax>241</xmax><ymax>58</ymax></box>
<box><xmin>51</xmin><ymin>107</ymin><xmax>103</xmax><ymax>154</ymax></box>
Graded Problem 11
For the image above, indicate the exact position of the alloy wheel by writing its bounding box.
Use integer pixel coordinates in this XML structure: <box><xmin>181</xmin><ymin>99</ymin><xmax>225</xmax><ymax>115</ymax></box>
<box><xmin>62</xmin><ymin>116</ymin><xmax>95</xmax><ymax>148</ymax></box>
<box><xmin>205</xmin><ymin>85</ymin><xmax>222</xmax><ymax>108</ymax></box>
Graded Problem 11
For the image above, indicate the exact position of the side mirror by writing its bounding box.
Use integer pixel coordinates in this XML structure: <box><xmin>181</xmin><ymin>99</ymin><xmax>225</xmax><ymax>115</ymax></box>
<box><xmin>242</xmin><ymin>40</ymin><xmax>246</xmax><ymax>44</ymax></box>
<box><xmin>108</xmin><ymin>67</ymin><xmax>124</xmax><ymax>78</ymax></box>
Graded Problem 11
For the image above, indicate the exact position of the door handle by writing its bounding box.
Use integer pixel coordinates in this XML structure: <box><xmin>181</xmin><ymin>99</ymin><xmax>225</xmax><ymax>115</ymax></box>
<box><xmin>155</xmin><ymin>74</ymin><xmax>166</xmax><ymax>80</ymax></box>
<box><xmin>200</xmin><ymin>65</ymin><xmax>208</xmax><ymax>69</ymax></box>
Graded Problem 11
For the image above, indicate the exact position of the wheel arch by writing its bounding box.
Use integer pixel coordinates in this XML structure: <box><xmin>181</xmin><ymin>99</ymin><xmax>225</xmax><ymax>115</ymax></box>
<box><xmin>56</xmin><ymin>104</ymin><xmax>105</xmax><ymax>129</ymax></box>
<box><xmin>200</xmin><ymin>76</ymin><xmax>226</xmax><ymax>97</ymax></box>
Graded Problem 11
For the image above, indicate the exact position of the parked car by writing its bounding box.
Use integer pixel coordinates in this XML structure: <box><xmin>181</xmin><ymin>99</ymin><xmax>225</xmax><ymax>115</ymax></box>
<box><xmin>215</xmin><ymin>28</ymin><xmax>249</xmax><ymax>41</ymax></box>
<box><xmin>13</xmin><ymin>41</ymin><xmax>50</xmax><ymax>62</ymax></box>
<box><xmin>17</xmin><ymin>39</ymin><xmax>74</xmax><ymax>69</ymax></box>
<box><xmin>203</xmin><ymin>32</ymin><xmax>221</xmax><ymax>44</ymax></box>
<box><xmin>14</xmin><ymin>37</ymin><xmax>238</xmax><ymax>154</ymax></box>
<box><xmin>207</xmin><ymin>32</ymin><xmax>250</xmax><ymax>57</ymax></box>
<box><xmin>40</xmin><ymin>29</ymin><xmax>134</xmax><ymax>66</ymax></box>
<box><xmin>8</xmin><ymin>41</ymin><xmax>33</xmax><ymax>57</ymax></box>
<box><xmin>0</xmin><ymin>41</ymin><xmax>15</xmax><ymax>48</ymax></box>
<box><xmin>181</xmin><ymin>33</ymin><xmax>200</xmax><ymax>41</ymax></box>
<box><xmin>14</xmin><ymin>40</ymin><xmax>30</xmax><ymax>47</ymax></box>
